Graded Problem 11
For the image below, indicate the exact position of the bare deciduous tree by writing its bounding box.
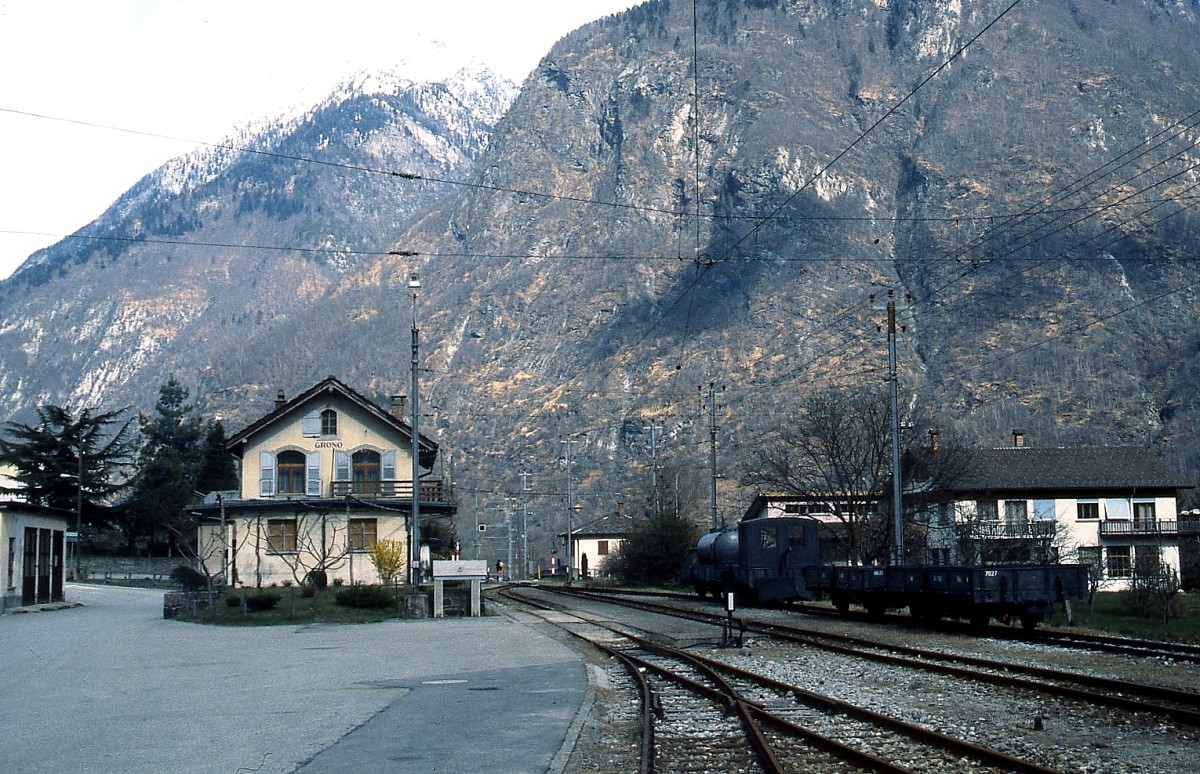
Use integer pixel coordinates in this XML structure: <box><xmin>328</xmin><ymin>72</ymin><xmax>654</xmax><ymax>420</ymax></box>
<box><xmin>268</xmin><ymin>504</ymin><xmax>350</xmax><ymax>588</ymax></box>
<box><xmin>746</xmin><ymin>387</ymin><xmax>900</xmax><ymax>565</ymax></box>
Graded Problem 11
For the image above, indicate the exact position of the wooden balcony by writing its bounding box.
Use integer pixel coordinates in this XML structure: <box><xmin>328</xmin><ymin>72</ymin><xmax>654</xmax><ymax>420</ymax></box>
<box><xmin>329</xmin><ymin>479</ymin><xmax>449</xmax><ymax>503</ymax></box>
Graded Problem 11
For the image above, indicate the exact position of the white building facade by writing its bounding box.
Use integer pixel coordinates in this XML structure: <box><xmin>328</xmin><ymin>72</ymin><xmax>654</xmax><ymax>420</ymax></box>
<box><xmin>743</xmin><ymin>445</ymin><xmax>1193</xmax><ymax>592</ymax></box>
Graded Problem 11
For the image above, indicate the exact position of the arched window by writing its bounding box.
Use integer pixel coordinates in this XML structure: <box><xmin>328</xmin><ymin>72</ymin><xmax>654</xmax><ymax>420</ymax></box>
<box><xmin>321</xmin><ymin>409</ymin><xmax>338</xmax><ymax>436</ymax></box>
<box><xmin>276</xmin><ymin>450</ymin><xmax>306</xmax><ymax>494</ymax></box>
<box><xmin>352</xmin><ymin>449</ymin><xmax>381</xmax><ymax>494</ymax></box>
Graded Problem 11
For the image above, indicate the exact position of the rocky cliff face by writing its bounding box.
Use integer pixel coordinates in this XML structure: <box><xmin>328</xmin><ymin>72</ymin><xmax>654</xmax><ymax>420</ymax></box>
<box><xmin>363</xmin><ymin>0</ymin><xmax>1200</xmax><ymax>518</ymax></box>
<box><xmin>2</xmin><ymin>1</ymin><xmax>1199</xmax><ymax>545</ymax></box>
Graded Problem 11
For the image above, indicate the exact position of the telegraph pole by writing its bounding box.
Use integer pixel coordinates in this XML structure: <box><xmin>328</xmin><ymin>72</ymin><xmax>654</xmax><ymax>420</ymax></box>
<box><xmin>704</xmin><ymin>383</ymin><xmax>723</xmax><ymax>530</ymax></box>
<box><xmin>506</xmin><ymin>497</ymin><xmax>515</xmax><ymax>582</ymax></box>
<box><xmin>644</xmin><ymin>424</ymin><xmax>662</xmax><ymax>522</ymax></box>
<box><xmin>887</xmin><ymin>297</ymin><xmax>903</xmax><ymax>565</ymax></box>
<box><xmin>520</xmin><ymin>471</ymin><xmax>531</xmax><ymax>580</ymax></box>
<box><xmin>473</xmin><ymin>489</ymin><xmax>482</xmax><ymax>559</ymax></box>
<box><xmin>562</xmin><ymin>437</ymin><xmax>578</xmax><ymax>582</ymax></box>
<box><xmin>873</xmin><ymin>290</ymin><xmax>909</xmax><ymax>565</ymax></box>
<box><xmin>408</xmin><ymin>273</ymin><xmax>422</xmax><ymax>588</ymax></box>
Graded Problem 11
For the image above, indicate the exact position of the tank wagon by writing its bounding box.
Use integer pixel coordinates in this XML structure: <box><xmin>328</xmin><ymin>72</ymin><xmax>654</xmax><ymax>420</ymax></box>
<box><xmin>681</xmin><ymin>517</ymin><xmax>1089</xmax><ymax>630</ymax></box>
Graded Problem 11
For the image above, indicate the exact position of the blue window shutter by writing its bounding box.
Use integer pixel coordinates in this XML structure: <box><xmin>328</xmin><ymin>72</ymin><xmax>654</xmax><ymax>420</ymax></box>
<box><xmin>306</xmin><ymin>452</ymin><xmax>321</xmax><ymax>496</ymax></box>
<box><xmin>260</xmin><ymin>451</ymin><xmax>276</xmax><ymax>497</ymax></box>
<box><xmin>335</xmin><ymin>451</ymin><xmax>351</xmax><ymax>481</ymax></box>
<box><xmin>382</xmin><ymin>450</ymin><xmax>397</xmax><ymax>481</ymax></box>
<box><xmin>302</xmin><ymin>411</ymin><xmax>320</xmax><ymax>438</ymax></box>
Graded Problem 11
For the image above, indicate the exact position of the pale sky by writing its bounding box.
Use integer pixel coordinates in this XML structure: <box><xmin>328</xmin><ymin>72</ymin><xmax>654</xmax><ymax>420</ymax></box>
<box><xmin>0</xmin><ymin>0</ymin><xmax>641</xmax><ymax>280</ymax></box>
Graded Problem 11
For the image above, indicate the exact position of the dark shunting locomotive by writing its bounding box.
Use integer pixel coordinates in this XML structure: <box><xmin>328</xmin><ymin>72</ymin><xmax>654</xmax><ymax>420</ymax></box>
<box><xmin>680</xmin><ymin>516</ymin><xmax>1090</xmax><ymax>630</ymax></box>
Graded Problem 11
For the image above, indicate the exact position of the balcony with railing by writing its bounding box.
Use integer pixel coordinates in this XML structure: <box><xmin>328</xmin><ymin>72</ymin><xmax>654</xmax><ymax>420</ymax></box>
<box><xmin>969</xmin><ymin>520</ymin><xmax>1058</xmax><ymax>540</ymax></box>
<box><xmin>1098</xmin><ymin>519</ymin><xmax>1178</xmax><ymax>537</ymax></box>
<box><xmin>329</xmin><ymin>479</ymin><xmax>450</xmax><ymax>503</ymax></box>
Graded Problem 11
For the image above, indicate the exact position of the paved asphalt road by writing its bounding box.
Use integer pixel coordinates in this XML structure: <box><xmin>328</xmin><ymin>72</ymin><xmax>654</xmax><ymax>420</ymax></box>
<box><xmin>0</xmin><ymin>584</ymin><xmax>588</xmax><ymax>774</ymax></box>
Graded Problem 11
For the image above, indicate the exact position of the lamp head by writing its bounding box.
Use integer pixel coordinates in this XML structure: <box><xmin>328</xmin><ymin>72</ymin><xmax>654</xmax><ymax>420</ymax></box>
<box><xmin>407</xmin><ymin>273</ymin><xmax>421</xmax><ymax>290</ymax></box>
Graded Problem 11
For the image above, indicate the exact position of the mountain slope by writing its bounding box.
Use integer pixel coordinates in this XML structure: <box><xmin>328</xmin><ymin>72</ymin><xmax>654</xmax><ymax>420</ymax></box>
<box><xmin>0</xmin><ymin>66</ymin><xmax>516</xmax><ymax>415</ymax></box>
<box><xmin>343</xmin><ymin>0</ymin><xmax>1200</xmax><ymax>507</ymax></box>
<box><xmin>2</xmin><ymin>1</ymin><xmax>1199</xmax><ymax>544</ymax></box>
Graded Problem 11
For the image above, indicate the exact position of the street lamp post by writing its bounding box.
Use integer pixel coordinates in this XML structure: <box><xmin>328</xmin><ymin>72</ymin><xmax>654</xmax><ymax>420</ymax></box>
<box><xmin>408</xmin><ymin>272</ymin><xmax>422</xmax><ymax>590</ymax></box>
<box><xmin>62</xmin><ymin>454</ymin><xmax>83</xmax><ymax>580</ymax></box>
<box><xmin>74</xmin><ymin>452</ymin><xmax>83</xmax><ymax>579</ymax></box>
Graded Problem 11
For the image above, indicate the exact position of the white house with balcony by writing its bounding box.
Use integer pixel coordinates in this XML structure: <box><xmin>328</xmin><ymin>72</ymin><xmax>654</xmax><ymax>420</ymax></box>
<box><xmin>741</xmin><ymin>438</ymin><xmax>1194</xmax><ymax>591</ymax></box>
<box><xmin>915</xmin><ymin>442</ymin><xmax>1192</xmax><ymax>591</ymax></box>
<box><xmin>192</xmin><ymin>376</ymin><xmax>454</xmax><ymax>587</ymax></box>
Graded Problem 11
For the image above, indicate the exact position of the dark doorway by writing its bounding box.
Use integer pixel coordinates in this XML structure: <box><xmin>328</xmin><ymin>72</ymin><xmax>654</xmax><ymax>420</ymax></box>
<box><xmin>22</xmin><ymin>527</ymin><xmax>35</xmax><ymax>605</ymax></box>
<box><xmin>20</xmin><ymin>527</ymin><xmax>65</xmax><ymax>606</ymax></box>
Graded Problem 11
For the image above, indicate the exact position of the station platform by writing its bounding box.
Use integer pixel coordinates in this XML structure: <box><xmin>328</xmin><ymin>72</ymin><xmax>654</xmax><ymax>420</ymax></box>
<box><xmin>0</xmin><ymin>584</ymin><xmax>591</xmax><ymax>774</ymax></box>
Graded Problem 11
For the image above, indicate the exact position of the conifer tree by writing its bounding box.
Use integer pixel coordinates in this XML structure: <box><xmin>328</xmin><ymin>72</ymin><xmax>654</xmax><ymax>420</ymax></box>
<box><xmin>123</xmin><ymin>377</ymin><xmax>205</xmax><ymax>554</ymax></box>
<box><xmin>0</xmin><ymin>403</ymin><xmax>135</xmax><ymax>526</ymax></box>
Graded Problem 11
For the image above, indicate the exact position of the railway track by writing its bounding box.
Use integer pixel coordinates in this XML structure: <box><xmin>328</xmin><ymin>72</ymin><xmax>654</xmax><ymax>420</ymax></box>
<box><xmin>582</xmin><ymin>585</ymin><xmax>1200</xmax><ymax>664</ymax></box>
<box><xmin>502</xmin><ymin>586</ymin><xmax>1061</xmax><ymax>773</ymax></box>
<box><xmin>1000</xmin><ymin>627</ymin><xmax>1200</xmax><ymax>664</ymax></box>
<box><xmin>789</xmin><ymin>600</ymin><xmax>1200</xmax><ymax>665</ymax></box>
<box><xmin>547</xmin><ymin>585</ymin><xmax>1200</xmax><ymax>727</ymax></box>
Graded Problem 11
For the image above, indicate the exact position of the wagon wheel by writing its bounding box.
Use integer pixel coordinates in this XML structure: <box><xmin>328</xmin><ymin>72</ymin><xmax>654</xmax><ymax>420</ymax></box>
<box><xmin>1019</xmin><ymin>611</ymin><xmax>1043</xmax><ymax>631</ymax></box>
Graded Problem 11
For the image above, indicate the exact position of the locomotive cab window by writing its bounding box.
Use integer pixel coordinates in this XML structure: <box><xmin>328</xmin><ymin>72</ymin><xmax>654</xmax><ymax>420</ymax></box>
<box><xmin>759</xmin><ymin>529</ymin><xmax>777</xmax><ymax>550</ymax></box>
<box><xmin>786</xmin><ymin>524</ymin><xmax>807</xmax><ymax>547</ymax></box>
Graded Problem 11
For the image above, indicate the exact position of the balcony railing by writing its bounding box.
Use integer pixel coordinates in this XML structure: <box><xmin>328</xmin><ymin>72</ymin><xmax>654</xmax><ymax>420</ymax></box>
<box><xmin>1098</xmin><ymin>520</ymin><xmax>1177</xmax><ymax>537</ymax></box>
<box><xmin>969</xmin><ymin>520</ymin><xmax>1058</xmax><ymax>539</ymax></box>
<box><xmin>329</xmin><ymin>479</ymin><xmax>449</xmax><ymax>502</ymax></box>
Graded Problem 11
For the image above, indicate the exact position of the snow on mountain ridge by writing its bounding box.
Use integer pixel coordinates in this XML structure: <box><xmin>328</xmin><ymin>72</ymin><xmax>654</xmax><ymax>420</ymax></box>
<box><xmin>129</xmin><ymin>66</ymin><xmax>515</xmax><ymax>208</ymax></box>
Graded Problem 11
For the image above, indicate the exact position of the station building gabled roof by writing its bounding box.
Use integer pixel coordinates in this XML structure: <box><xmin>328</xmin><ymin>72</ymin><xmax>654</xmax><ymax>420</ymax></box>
<box><xmin>225</xmin><ymin>375</ymin><xmax>438</xmax><ymax>464</ymax></box>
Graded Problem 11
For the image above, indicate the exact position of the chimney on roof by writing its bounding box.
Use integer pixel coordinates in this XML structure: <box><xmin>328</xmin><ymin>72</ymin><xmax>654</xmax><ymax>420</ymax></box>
<box><xmin>275</xmin><ymin>390</ymin><xmax>286</xmax><ymax>410</ymax></box>
<box><xmin>929</xmin><ymin>429</ymin><xmax>941</xmax><ymax>454</ymax></box>
<box><xmin>617</xmin><ymin>501</ymin><xmax>625</xmax><ymax>518</ymax></box>
<box><xmin>1012</xmin><ymin>430</ymin><xmax>1025</xmax><ymax>448</ymax></box>
<box><xmin>390</xmin><ymin>395</ymin><xmax>407</xmax><ymax>420</ymax></box>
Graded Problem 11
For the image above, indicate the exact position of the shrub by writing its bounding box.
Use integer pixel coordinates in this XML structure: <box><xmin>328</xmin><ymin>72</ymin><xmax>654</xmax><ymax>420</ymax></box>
<box><xmin>245</xmin><ymin>592</ymin><xmax>281</xmax><ymax>612</ymax></box>
<box><xmin>605</xmin><ymin>513</ymin><xmax>701</xmax><ymax>586</ymax></box>
<box><xmin>224</xmin><ymin>594</ymin><xmax>242</xmax><ymax>608</ymax></box>
<box><xmin>170</xmin><ymin>566</ymin><xmax>208</xmax><ymax>592</ymax></box>
<box><xmin>335</xmin><ymin>585</ymin><xmax>395</xmax><ymax>609</ymax></box>
<box><xmin>369</xmin><ymin>540</ymin><xmax>406</xmax><ymax>587</ymax></box>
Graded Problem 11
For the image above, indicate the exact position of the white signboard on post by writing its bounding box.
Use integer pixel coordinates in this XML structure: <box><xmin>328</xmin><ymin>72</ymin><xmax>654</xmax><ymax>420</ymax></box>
<box><xmin>432</xmin><ymin>560</ymin><xmax>488</xmax><ymax>580</ymax></box>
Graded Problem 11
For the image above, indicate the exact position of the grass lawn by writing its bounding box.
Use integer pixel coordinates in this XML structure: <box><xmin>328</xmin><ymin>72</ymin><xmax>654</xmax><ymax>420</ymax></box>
<box><xmin>1043</xmin><ymin>591</ymin><xmax>1200</xmax><ymax>642</ymax></box>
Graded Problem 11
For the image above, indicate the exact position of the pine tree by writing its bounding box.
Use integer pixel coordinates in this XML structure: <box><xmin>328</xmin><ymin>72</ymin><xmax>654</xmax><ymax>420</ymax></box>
<box><xmin>123</xmin><ymin>378</ymin><xmax>205</xmax><ymax>554</ymax></box>
<box><xmin>0</xmin><ymin>403</ymin><xmax>134</xmax><ymax>526</ymax></box>
<box><xmin>195</xmin><ymin>420</ymin><xmax>238</xmax><ymax>494</ymax></box>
